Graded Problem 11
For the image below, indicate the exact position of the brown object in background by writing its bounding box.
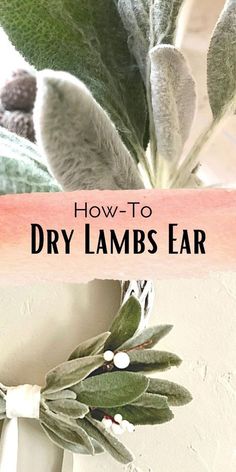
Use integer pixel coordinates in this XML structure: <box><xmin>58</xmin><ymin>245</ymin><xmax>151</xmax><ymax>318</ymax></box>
<box><xmin>1</xmin><ymin>74</ymin><xmax>36</xmax><ymax>112</ymax></box>
<box><xmin>0</xmin><ymin>69</ymin><xmax>36</xmax><ymax>142</ymax></box>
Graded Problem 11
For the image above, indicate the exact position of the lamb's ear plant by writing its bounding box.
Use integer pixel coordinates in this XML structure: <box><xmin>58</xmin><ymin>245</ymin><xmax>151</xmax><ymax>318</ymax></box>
<box><xmin>0</xmin><ymin>0</ymin><xmax>235</xmax><ymax>190</ymax></box>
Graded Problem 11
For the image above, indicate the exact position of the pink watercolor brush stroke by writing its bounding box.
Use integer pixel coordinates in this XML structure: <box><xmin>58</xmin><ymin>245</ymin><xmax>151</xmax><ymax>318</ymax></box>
<box><xmin>0</xmin><ymin>189</ymin><xmax>235</xmax><ymax>284</ymax></box>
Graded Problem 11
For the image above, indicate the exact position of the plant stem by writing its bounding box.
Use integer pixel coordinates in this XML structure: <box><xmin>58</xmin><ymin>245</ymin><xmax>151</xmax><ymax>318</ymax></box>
<box><xmin>137</xmin><ymin>145</ymin><xmax>155</xmax><ymax>188</ymax></box>
<box><xmin>170</xmin><ymin>119</ymin><xmax>217</xmax><ymax>188</ymax></box>
<box><xmin>147</xmin><ymin>0</ymin><xmax>159</xmax><ymax>187</ymax></box>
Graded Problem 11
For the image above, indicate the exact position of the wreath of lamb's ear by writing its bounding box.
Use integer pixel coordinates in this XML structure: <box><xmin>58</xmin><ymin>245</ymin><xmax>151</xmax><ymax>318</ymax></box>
<box><xmin>33</xmin><ymin>70</ymin><xmax>144</xmax><ymax>192</ymax></box>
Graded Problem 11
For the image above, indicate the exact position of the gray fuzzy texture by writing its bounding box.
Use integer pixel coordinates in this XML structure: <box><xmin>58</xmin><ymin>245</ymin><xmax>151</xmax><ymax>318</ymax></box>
<box><xmin>34</xmin><ymin>70</ymin><xmax>144</xmax><ymax>191</ymax></box>
<box><xmin>207</xmin><ymin>0</ymin><xmax>236</xmax><ymax>117</ymax></box>
<box><xmin>150</xmin><ymin>45</ymin><xmax>196</xmax><ymax>163</ymax></box>
<box><xmin>116</xmin><ymin>0</ymin><xmax>185</xmax><ymax>81</ymax></box>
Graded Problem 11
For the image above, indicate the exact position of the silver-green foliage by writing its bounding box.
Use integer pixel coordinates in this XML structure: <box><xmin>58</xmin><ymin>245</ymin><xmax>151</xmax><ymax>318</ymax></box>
<box><xmin>0</xmin><ymin>128</ymin><xmax>60</xmax><ymax>194</ymax></box>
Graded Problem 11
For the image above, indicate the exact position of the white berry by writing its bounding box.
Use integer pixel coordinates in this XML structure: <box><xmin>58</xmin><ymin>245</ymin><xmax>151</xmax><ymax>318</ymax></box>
<box><xmin>102</xmin><ymin>417</ymin><xmax>112</xmax><ymax>429</ymax></box>
<box><xmin>114</xmin><ymin>413</ymin><xmax>123</xmax><ymax>424</ymax></box>
<box><xmin>114</xmin><ymin>352</ymin><xmax>130</xmax><ymax>369</ymax></box>
<box><xmin>121</xmin><ymin>419</ymin><xmax>130</xmax><ymax>431</ymax></box>
<box><xmin>103</xmin><ymin>350</ymin><xmax>114</xmax><ymax>362</ymax></box>
<box><xmin>112</xmin><ymin>422</ymin><xmax>124</xmax><ymax>435</ymax></box>
<box><xmin>127</xmin><ymin>422</ymin><xmax>135</xmax><ymax>433</ymax></box>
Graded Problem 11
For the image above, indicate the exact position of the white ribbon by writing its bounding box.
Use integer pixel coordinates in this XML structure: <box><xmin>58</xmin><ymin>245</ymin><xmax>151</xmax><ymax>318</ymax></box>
<box><xmin>0</xmin><ymin>385</ymin><xmax>41</xmax><ymax>472</ymax></box>
<box><xmin>0</xmin><ymin>385</ymin><xmax>77</xmax><ymax>472</ymax></box>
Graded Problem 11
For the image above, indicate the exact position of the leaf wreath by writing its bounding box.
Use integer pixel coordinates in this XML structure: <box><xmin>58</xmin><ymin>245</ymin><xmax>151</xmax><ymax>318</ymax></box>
<box><xmin>0</xmin><ymin>296</ymin><xmax>192</xmax><ymax>465</ymax></box>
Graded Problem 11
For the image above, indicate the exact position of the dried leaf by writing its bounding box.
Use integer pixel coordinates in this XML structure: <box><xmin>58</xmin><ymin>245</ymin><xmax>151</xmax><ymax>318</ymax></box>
<box><xmin>74</xmin><ymin>371</ymin><xmax>149</xmax><ymax>408</ymax></box>
<box><xmin>147</xmin><ymin>378</ymin><xmax>192</xmax><ymax>406</ymax></box>
<box><xmin>120</xmin><ymin>324</ymin><xmax>173</xmax><ymax>350</ymax></box>
<box><xmin>0</xmin><ymin>0</ymin><xmax>148</xmax><ymax>157</ymax></box>
<box><xmin>40</xmin><ymin>409</ymin><xmax>94</xmax><ymax>455</ymax></box>
<box><xmin>0</xmin><ymin>398</ymin><xmax>6</xmax><ymax>414</ymax></box>
<box><xmin>104</xmin><ymin>393</ymin><xmax>173</xmax><ymax>425</ymax></box>
<box><xmin>127</xmin><ymin>349</ymin><xmax>182</xmax><ymax>372</ymax></box>
<box><xmin>43</xmin><ymin>355</ymin><xmax>104</xmax><ymax>394</ymax></box>
<box><xmin>207</xmin><ymin>0</ymin><xmax>236</xmax><ymax>117</ymax></box>
<box><xmin>46</xmin><ymin>399</ymin><xmax>89</xmax><ymax>418</ymax></box>
<box><xmin>69</xmin><ymin>332</ymin><xmax>111</xmax><ymax>361</ymax></box>
<box><xmin>41</xmin><ymin>424</ymin><xmax>102</xmax><ymax>455</ymax></box>
<box><xmin>42</xmin><ymin>390</ymin><xmax>77</xmax><ymax>401</ymax></box>
<box><xmin>78</xmin><ymin>416</ymin><xmax>134</xmax><ymax>464</ymax></box>
<box><xmin>105</xmin><ymin>296</ymin><xmax>142</xmax><ymax>351</ymax></box>
<box><xmin>34</xmin><ymin>70</ymin><xmax>144</xmax><ymax>191</ymax></box>
<box><xmin>150</xmin><ymin>45</ymin><xmax>196</xmax><ymax>163</ymax></box>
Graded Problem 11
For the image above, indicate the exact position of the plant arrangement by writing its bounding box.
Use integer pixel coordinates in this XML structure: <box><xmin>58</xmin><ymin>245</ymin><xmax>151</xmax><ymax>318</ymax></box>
<box><xmin>0</xmin><ymin>297</ymin><xmax>192</xmax><ymax>465</ymax></box>
<box><xmin>0</xmin><ymin>0</ymin><xmax>235</xmax><ymax>192</ymax></box>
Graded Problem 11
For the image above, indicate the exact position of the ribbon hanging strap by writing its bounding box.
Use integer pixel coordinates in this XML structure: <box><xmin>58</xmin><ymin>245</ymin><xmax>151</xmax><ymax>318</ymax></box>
<box><xmin>0</xmin><ymin>384</ymin><xmax>41</xmax><ymax>472</ymax></box>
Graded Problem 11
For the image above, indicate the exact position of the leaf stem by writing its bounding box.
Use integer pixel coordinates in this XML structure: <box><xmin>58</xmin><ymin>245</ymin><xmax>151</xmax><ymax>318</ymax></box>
<box><xmin>170</xmin><ymin>119</ymin><xmax>218</xmax><ymax>188</ymax></box>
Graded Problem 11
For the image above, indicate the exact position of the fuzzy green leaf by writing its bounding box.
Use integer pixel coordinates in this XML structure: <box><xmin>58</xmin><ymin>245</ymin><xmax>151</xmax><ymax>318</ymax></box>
<box><xmin>40</xmin><ymin>409</ymin><xmax>94</xmax><ymax>455</ymax></box>
<box><xmin>0</xmin><ymin>128</ymin><xmax>60</xmax><ymax>194</ymax></box>
<box><xmin>41</xmin><ymin>423</ymin><xmax>104</xmax><ymax>455</ymax></box>
<box><xmin>69</xmin><ymin>332</ymin><xmax>111</xmax><ymax>361</ymax></box>
<box><xmin>74</xmin><ymin>371</ymin><xmax>149</xmax><ymax>408</ymax></box>
<box><xmin>127</xmin><ymin>349</ymin><xmax>182</xmax><ymax>372</ymax></box>
<box><xmin>150</xmin><ymin>45</ymin><xmax>196</xmax><ymax>163</ymax></box>
<box><xmin>120</xmin><ymin>324</ymin><xmax>173</xmax><ymax>350</ymax></box>
<box><xmin>42</xmin><ymin>390</ymin><xmax>77</xmax><ymax>401</ymax></box>
<box><xmin>147</xmin><ymin>378</ymin><xmax>192</xmax><ymax>406</ymax></box>
<box><xmin>0</xmin><ymin>398</ymin><xmax>6</xmax><ymax>414</ymax></box>
<box><xmin>43</xmin><ymin>355</ymin><xmax>104</xmax><ymax>394</ymax></box>
<box><xmin>0</xmin><ymin>0</ymin><xmax>148</xmax><ymax>157</ymax></box>
<box><xmin>115</xmin><ymin>0</ymin><xmax>184</xmax><ymax>80</ymax></box>
<box><xmin>104</xmin><ymin>393</ymin><xmax>173</xmax><ymax>425</ymax></box>
<box><xmin>46</xmin><ymin>399</ymin><xmax>89</xmax><ymax>418</ymax></box>
<box><xmin>105</xmin><ymin>296</ymin><xmax>142</xmax><ymax>351</ymax></box>
<box><xmin>152</xmin><ymin>0</ymin><xmax>184</xmax><ymax>45</ymax></box>
<box><xmin>34</xmin><ymin>71</ymin><xmax>144</xmax><ymax>192</ymax></box>
<box><xmin>78</xmin><ymin>416</ymin><xmax>134</xmax><ymax>464</ymax></box>
<box><xmin>207</xmin><ymin>0</ymin><xmax>236</xmax><ymax>117</ymax></box>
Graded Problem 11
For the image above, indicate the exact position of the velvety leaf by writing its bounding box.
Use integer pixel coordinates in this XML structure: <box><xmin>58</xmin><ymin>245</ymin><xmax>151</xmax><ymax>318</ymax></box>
<box><xmin>47</xmin><ymin>399</ymin><xmax>89</xmax><ymax>418</ymax></box>
<box><xmin>115</xmin><ymin>0</ymin><xmax>184</xmax><ymax>80</ymax></box>
<box><xmin>43</xmin><ymin>355</ymin><xmax>104</xmax><ymax>394</ymax></box>
<box><xmin>158</xmin><ymin>0</ymin><xmax>185</xmax><ymax>44</ymax></box>
<box><xmin>0</xmin><ymin>127</ymin><xmax>60</xmax><ymax>194</ymax></box>
<box><xmin>104</xmin><ymin>394</ymin><xmax>173</xmax><ymax>425</ymax></box>
<box><xmin>127</xmin><ymin>349</ymin><xmax>182</xmax><ymax>372</ymax></box>
<box><xmin>150</xmin><ymin>45</ymin><xmax>196</xmax><ymax>163</ymax></box>
<box><xmin>34</xmin><ymin>71</ymin><xmax>144</xmax><ymax>191</ymax></box>
<box><xmin>131</xmin><ymin>392</ymin><xmax>168</xmax><ymax>408</ymax></box>
<box><xmin>207</xmin><ymin>0</ymin><xmax>236</xmax><ymax>117</ymax></box>
<box><xmin>0</xmin><ymin>398</ymin><xmax>6</xmax><ymax>414</ymax></box>
<box><xmin>74</xmin><ymin>371</ymin><xmax>149</xmax><ymax>407</ymax></box>
<box><xmin>42</xmin><ymin>390</ymin><xmax>77</xmax><ymax>401</ymax></box>
<box><xmin>105</xmin><ymin>296</ymin><xmax>142</xmax><ymax>351</ymax></box>
<box><xmin>78</xmin><ymin>416</ymin><xmax>134</xmax><ymax>464</ymax></box>
<box><xmin>40</xmin><ymin>409</ymin><xmax>94</xmax><ymax>455</ymax></box>
<box><xmin>115</xmin><ymin>0</ymin><xmax>149</xmax><ymax>81</ymax></box>
<box><xmin>147</xmin><ymin>378</ymin><xmax>192</xmax><ymax>406</ymax></box>
<box><xmin>69</xmin><ymin>332</ymin><xmax>111</xmax><ymax>360</ymax></box>
<box><xmin>41</xmin><ymin>423</ymin><xmax>104</xmax><ymax>455</ymax></box>
<box><xmin>120</xmin><ymin>324</ymin><xmax>173</xmax><ymax>350</ymax></box>
<box><xmin>0</xmin><ymin>0</ymin><xmax>148</xmax><ymax>157</ymax></box>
